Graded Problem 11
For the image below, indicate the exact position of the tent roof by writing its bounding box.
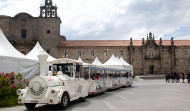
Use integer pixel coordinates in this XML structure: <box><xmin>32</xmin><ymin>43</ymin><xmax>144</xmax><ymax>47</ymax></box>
<box><xmin>103</xmin><ymin>54</ymin><xmax>123</xmax><ymax>67</ymax></box>
<box><xmin>119</xmin><ymin>56</ymin><xmax>131</xmax><ymax>66</ymax></box>
<box><xmin>92</xmin><ymin>57</ymin><xmax>102</xmax><ymax>65</ymax></box>
<box><xmin>0</xmin><ymin>28</ymin><xmax>28</xmax><ymax>59</ymax></box>
<box><xmin>78</xmin><ymin>57</ymin><xmax>90</xmax><ymax>66</ymax></box>
<box><xmin>26</xmin><ymin>42</ymin><xmax>56</xmax><ymax>61</ymax></box>
<box><xmin>78</xmin><ymin>56</ymin><xmax>84</xmax><ymax>63</ymax></box>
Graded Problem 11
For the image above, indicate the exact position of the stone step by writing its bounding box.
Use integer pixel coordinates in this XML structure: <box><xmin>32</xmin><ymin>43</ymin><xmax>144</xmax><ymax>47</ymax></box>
<box><xmin>136</xmin><ymin>74</ymin><xmax>165</xmax><ymax>79</ymax></box>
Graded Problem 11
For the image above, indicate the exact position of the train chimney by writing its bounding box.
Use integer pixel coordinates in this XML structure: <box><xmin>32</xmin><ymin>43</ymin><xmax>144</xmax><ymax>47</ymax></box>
<box><xmin>37</xmin><ymin>51</ymin><xmax>49</xmax><ymax>76</ymax></box>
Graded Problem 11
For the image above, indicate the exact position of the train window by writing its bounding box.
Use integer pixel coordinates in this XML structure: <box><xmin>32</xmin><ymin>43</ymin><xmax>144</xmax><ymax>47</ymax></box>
<box><xmin>53</xmin><ymin>65</ymin><xmax>57</xmax><ymax>76</ymax></box>
<box><xmin>49</xmin><ymin>66</ymin><xmax>52</xmax><ymax>71</ymax></box>
<box><xmin>75</xmin><ymin>64</ymin><xmax>83</xmax><ymax>78</ymax></box>
<box><xmin>83</xmin><ymin>67</ymin><xmax>89</xmax><ymax>80</ymax></box>
<box><xmin>53</xmin><ymin>64</ymin><xmax>73</xmax><ymax>77</ymax></box>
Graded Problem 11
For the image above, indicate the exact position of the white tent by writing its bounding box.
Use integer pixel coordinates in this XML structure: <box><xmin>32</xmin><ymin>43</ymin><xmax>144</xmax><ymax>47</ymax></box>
<box><xmin>78</xmin><ymin>56</ymin><xmax>90</xmax><ymax>66</ymax></box>
<box><xmin>0</xmin><ymin>30</ymin><xmax>28</xmax><ymax>59</ymax></box>
<box><xmin>78</xmin><ymin>56</ymin><xmax>84</xmax><ymax>63</ymax></box>
<box><xmin>92</xmin><ymin>57</ymin><xmax>103</xmax><ymax>65</ymax></box>
<box><xmin>26</xmin><ymin>42</ymin><xmax>56</xmax><ymax>62</ymax></box>
<box><xmin>104</xmin><ymin>54</ymin><xmax>122</xmax><ymax>67</ymax></box>
<box><xmin>119</xmin><ymin>56</ymin><xmax>131</xmax><ymax>66</ymax></box>
<box><xmin>103</xmin><ymin>54</ymin><xmax>124</xmax><ymax>68</ymax></box>
<box><xmin>119</xmin><ymin>56</ymin><xmax>133</xmax><ymax>74</ymax></box>
<box><xmin>0</xmin><ymin>28</ymin><xmax>39</xmax><ymax>80</ymax></box>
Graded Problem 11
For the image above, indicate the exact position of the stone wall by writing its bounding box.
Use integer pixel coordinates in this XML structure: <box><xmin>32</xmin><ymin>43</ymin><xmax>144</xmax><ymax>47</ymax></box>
<box><xmin>0</xmin><ymin>14</ymin><xmax>61</xmax><ymax>58</ymax></box>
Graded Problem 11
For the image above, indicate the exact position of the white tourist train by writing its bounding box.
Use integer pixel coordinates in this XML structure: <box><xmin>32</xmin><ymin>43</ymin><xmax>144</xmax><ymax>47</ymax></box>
<box><xmin>17</xmin><ymin>51</ymin><xmax>133</xmax><ymax>110</ymax></box>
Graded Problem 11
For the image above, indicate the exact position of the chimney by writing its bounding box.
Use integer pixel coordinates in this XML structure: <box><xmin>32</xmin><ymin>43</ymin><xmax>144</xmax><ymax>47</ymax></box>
<box><xmin>130</xmin><ymin>38</ymin><xmax>133</xmax><ymax>46</ymax></box>
<box><xmin>160</xmin><ymin>38</ymin><xmax>162</xmax><ymax>45</ymax></box>
<box><xmin>37</xmin><ymin>51</ymin><xmax>49</xmax><ymax>76</ymax></box>
<box><xmin>171</xmin><ymin>37</ymin><xmax>174</xmax><ymax>46</ymax></box>
<box><xmin>142</xmin><ymin>38</ymin><xmax>145</xmax><ymax>45</ymax></box>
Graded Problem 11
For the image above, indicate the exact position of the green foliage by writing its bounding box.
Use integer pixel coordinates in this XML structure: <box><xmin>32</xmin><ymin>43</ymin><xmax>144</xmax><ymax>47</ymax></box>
<box><xmin>0</xmin><ymin>72</ymin><xmax>29</xmax><ymax>107</ymax></box>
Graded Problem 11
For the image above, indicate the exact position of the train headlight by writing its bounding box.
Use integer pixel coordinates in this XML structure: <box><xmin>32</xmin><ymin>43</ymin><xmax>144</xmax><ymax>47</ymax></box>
<box><xmin>51</xmin><ymin>89</ymin><xmax>60</xmax><ymax>95</ymax></box>
<box><xmin>51</xmin><ymin>89</ymin><xmax>55</xmax><ymax>94</ymax></box>
<box><xmin>16</xmin><ymin>89</ymin><xmax>22</xmax><ymax>96</ymax></box>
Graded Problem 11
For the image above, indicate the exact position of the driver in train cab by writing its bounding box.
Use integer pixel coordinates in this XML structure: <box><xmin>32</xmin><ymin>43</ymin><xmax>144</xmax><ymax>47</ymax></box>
<box><xmin>53</xmin><ymin>65</ymin><xmax>57</xmax><ymax>76</ymax></box>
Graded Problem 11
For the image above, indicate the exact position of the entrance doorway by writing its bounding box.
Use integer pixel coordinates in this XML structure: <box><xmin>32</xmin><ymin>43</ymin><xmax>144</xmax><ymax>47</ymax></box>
<box><xmin>150</xmin><ymin>65</ymin><xmax>154</xmax><ymax>74</ymax></box>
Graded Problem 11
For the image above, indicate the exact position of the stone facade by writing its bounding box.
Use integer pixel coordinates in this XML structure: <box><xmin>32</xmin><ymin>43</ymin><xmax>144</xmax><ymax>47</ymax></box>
<box><xmin>60</xmin><ymin>33</ymin><xmax>190</xmax><ymax>75</ymax></box>
<box><xmin>0</xmin><ymin>0</ymin><xmax>62</xmax><ymax>58</ymax></box>
<box><xmin>0</xmin><ymin>0</ymin><xmax>190</xmax><ymax>75</ymax></box>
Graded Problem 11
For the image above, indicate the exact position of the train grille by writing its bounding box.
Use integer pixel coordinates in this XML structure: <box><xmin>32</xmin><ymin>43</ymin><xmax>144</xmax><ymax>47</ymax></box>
<box><xmin>29</xmin><ymin>81</ymin><xmax>46</xmax><ymax>97</ymax></box>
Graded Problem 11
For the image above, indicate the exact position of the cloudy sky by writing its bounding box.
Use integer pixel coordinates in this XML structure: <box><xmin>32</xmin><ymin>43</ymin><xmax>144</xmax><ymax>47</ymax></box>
<box><xmin>0</xmin><ymin>0</ymin><xmax>190</xmax><ymax>40</ymax></box>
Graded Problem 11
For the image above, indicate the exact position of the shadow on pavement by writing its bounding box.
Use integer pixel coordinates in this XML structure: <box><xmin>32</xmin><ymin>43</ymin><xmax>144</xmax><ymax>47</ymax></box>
<box><xmin>24</xmin><ymin>86</ymin><xmax>136</xmax><ymax>111</ymax></box>
<box><xmin>24</xmin><ymin>100</ymin><xmax>91</xmax><ymax>111</ymax></box>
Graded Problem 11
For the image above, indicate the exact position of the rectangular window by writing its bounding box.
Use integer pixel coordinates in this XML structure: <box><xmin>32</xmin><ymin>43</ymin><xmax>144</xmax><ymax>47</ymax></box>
<box><xmin>46</xmin><ymin>49</ymin><xmax>50</xmax><ymax>53</ymax></box>
<box><xmin>175</xmin><ymin>49</ymin><xmax>178</xmax><ymax>56</ymax></box>
<box><xmin>104</xmin><ymin>50</ymin><xmax>108</xmax><ymax>56</ymax></box>
<box><xmin>136</xmin><ymin>63</ymin><xmax>139</xmax><ymax>67</ymax></box>
<box><xmin>120</xmin><ymin>50</ymin><xmax>124</xmax><ymax>56</ymax></box>
<box><xmin>64</xmin><ymin>51</ymin><xmax>68</xmax><ymax>57</ymax></box>
<box><xmin>164</xmin><ymin>49</ymin><xmax>168</xmax><ymax>56</ymax></box>
<box><xmin>21</xmin><ymin>29</ymin><xmax>27</xmax><ymax>38</ymax></box>
<box><xmin>150</xmin><ymin>50</ymin><xmax>154</xmax><ymax>58</ymax></box>
<box><xmin>91</xmin><ymin>50</ymin><xmax>95</xmax><ymax>57</ymax></box>
<box><xmin>184</xmin><ymin>49</ymin><xmax>188</xmax><ymax>56</ymax></box>
<box><xmin>78</xmin><ymin>51</ymin><xmax>82</xmax><ymax>57</ymax></box>
<box><xmin>135</xmin><ymin>49</ymin><xmax>139</xmax><ymax>56</ymax></box>
<box><xmin>46</xmin><ymin>30</ymin><xmax>50</xmax><ymax>34</ymax></box>
<box><xmin>175</xmin><ymin>60</ymin><xmax>178</xmax><ymax>66</ymax></box>
<box><xmin>185</xmin><ymin>60</ymin><xmax>188</xmax><ymax>66</ymax></box>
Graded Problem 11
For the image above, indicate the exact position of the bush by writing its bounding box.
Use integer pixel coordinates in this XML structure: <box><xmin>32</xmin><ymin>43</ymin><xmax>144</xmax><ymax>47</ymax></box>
<box><xmin>0</xmin><ymin>72</ymin><xmax>29</xmax><ymax>107</ymax></box>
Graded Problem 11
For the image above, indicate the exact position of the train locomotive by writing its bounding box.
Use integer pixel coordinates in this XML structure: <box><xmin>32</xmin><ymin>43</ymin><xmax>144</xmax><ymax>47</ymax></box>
<box><xmin>17</xmin><ymin>51</ymin><xmax>133</xmax><ymax>110</ymax></box>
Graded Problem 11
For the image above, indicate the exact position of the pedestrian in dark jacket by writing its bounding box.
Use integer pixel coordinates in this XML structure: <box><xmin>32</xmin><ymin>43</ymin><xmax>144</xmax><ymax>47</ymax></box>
<box><xmin>177</xmin><ymin>72</ymin><xmax>180</xmax><ymax>83</ymax></box>
<box><xmin>168</xmin><ymin>73</ymin><xmax>170</xmax><ymax>82</ymax></box>
<box><xmin>174</xmin><ymin>72</ymin><xmax>177</xmax><ymax>82</ymax></box>
<box><xmin>171</xmin><ymin>72</ymin><xmax>174</xmax><ymax>83</ymax></box>
<box><xmin>188</xmin><ymin>73</ymin><xmax>190</xmax><ymax>83</ymax></box>
<box><xmin>165</xmin><ymin>72</ymin><xmax>168</xmax><ymax>82</ymax></box>
<box><xmin>182</xmin><ymin>73</ymin><xmax>185</xmax><ymax>83</ymax></box>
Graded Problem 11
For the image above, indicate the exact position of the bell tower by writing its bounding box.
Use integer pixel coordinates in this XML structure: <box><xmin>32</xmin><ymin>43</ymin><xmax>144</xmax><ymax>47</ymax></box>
<box><xmin>40</xmin><ymin>0</ymin><xmax>57</xmax><ymax>18</ymax></box>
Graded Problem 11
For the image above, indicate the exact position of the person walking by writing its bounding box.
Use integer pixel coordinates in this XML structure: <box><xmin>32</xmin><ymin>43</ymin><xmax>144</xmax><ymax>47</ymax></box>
<box><xmin>177</xmin><ymin>72</ymin><xmax>180</xmax><ymax>83</ymax></box>
<box><xmin>174</xmin><ymin>72</ymin><xmax>178</xmax><ymax>83</ymax></box>
<box><xmin>182</xmin><ymin>73</ymin><xmax>185</xmax><ymax>83</ymax></box>
<box><xmin>165</xmin><ymin>72</ymin><xmax>168</xmax><ymax>82</ymax></box>
<box><xmin>188</xmin><ymin>73</ymin><xmax>190</xmax><ymax>83</ymax></box>
<box><xmin>171</xmin><ymin>72</ymin><xmax>174</xmax><ymax>83</ymax></box>
<box><xmin>168</xmin><ymin>73</ymin><xmax>170</xmax><ymax>82</ymax></box>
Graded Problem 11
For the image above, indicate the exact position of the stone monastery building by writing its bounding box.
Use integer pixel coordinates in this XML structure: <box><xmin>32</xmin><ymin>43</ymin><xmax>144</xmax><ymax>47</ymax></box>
<box><xmin>1</xmin><ymin>0</ymin><xmax>190</xmax><ymax>75</ymax></box>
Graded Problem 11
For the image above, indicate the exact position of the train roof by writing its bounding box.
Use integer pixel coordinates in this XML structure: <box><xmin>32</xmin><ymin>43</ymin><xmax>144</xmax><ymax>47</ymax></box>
<box><xmin>52</xmin><ymin>58</ymin><xmax>83</xmax><ymax>65</ymax></box>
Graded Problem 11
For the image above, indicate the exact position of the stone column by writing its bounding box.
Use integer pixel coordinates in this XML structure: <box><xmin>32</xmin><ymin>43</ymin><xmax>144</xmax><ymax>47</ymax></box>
<box><xmin>171</xmin><ymin>37</ymin><xmax>175</xmax><ymax>72</ymax></box>
<box><xmin>142</xmin><ymin>38</ymin><xmax>146</xmax><ymax>75</ymax></box>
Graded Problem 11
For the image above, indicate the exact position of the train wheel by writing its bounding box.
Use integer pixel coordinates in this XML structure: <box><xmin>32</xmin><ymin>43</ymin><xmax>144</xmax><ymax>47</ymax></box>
<box><xmin>79</xmin><ymin>97</ymin><xmax>86</xmax><ymax>102</ymax></box>
<box><xmin>59</xmin><ymin>93</ymin><xmax>70</xmax><ymax>110</ymax></box>
<box><xmin>24</xmin><ymin>103</ymin><xmax>36</xmax><ymax>109</ymax></box>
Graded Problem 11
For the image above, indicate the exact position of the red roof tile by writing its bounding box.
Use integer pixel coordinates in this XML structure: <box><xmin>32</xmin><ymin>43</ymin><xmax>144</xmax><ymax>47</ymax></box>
<box><xmin>60</xmin><ymin>40</ymin><xmax>190</xmax><ymax>47</ymax></box>
<box><xmin>0</xmin><ymin>15</ymin><xmax>10</xmax><ymax>17</ymax></box>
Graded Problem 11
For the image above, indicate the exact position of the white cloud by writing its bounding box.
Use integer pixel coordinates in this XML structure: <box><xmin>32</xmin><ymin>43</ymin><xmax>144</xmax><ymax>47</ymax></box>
<box><xmin>0</xmin><ymin>0</ymin><xmax>190</xmax><ymax>40</ymax></box>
